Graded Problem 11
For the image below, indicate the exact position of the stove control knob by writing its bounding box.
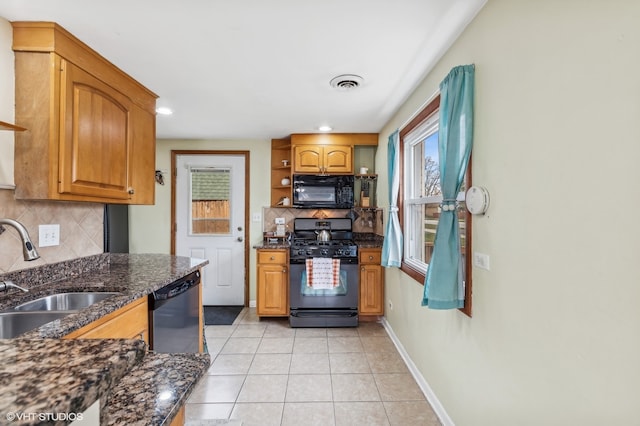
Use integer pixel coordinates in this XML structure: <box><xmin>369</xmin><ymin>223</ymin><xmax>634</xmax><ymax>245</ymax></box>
<box><xmin>320</xmin><ymin>248</ymin><xmax>329</xmax><ymax>256</ymax></box>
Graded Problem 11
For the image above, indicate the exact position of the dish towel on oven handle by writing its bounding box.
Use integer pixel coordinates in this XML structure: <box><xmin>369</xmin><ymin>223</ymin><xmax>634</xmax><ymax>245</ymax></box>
<box><xmin>305</xmin><ymin>258</ymin><xmax>340</xmax><ymax>289</ymax></box>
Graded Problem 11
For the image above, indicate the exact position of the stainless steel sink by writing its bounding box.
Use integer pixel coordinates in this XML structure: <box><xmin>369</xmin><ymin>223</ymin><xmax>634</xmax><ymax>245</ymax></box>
<box><xmin>13</xmin><ymin>292</ymin><xmax>120</xmax><ymax>312</ymax></box>
<box><xmin>0</xmin><ymin>311</ymin><xmax>70</xmax><ymax>339</ymax></box>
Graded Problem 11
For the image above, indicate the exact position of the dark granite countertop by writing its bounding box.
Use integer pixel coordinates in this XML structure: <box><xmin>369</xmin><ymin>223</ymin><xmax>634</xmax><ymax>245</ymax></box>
<box><xmin>253</xmin><ymin>242</ymin><xmax>290</xmax><ymax>250</ymax></box>
<box><xmin>0</xmin><ymin>253</ymin><xmax>211</xmax><ymax>426</ymax></box>
<box><xmin>354</xmin><ymin>233</ymin><xmax>384</xmax><ymax>248</ymax></box>
<box><xmin>0</xmin><ymin>338</ymin><xmax>146</xmax><ymax>426</ymax></box>
<box><xmin>0</xmin><ymin>253</ymin><xmax>209</xmax><ymax>339</ymax></box>
<box><xmin>102</xmin><ymin>352</ymin><xmax>211</xmax><ymax>425</ymax></box>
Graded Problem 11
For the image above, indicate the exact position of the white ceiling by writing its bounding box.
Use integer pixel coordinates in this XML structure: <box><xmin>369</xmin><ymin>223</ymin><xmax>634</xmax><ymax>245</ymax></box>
<box><xmin>0</xmin><ymin>0</ymin><xmax>485</xmax><ymax>140</ymax></box>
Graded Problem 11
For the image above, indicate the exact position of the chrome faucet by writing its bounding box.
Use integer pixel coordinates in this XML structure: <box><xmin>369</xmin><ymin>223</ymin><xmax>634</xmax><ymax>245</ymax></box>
<box><xmin>0</xmin><ymin>218</ymin><xmax>40</xmax><ymax>261</ymax></box>
<box><xmin>0</xmin><ymin>281</ymin><xmax>28</xmax><ymax>292</ymax></box>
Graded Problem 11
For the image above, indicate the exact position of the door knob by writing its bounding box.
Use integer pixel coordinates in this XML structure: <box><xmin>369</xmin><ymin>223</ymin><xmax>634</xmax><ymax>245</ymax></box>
<box><xmin>237</xmin><ymin>237</ymin><xmax>244</xmax><ymax>242</ymax></box>
<box><xmin>237</xmin><ymin>226</ymin><xmax>243</xmax><ymax>231</ymax></box>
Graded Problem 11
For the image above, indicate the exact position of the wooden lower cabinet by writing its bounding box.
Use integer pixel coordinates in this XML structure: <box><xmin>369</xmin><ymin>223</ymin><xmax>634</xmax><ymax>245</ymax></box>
<box><xmin>359</xmin><ymin>248</ymin><xmax>385</xmax><ymax>316</ymax></box>
<box><xmin>256</xmin><ymin>249</ymin><xmax>289</xmax><ymax>317</ymax></box>
<box><xmin>63</xmin><ymin>296</ymin><xmax>148</xmax><ymax>342</ymax></box>
<box><xmin>169</xmin><ymin>405</ymin><xmax>185</xmax><ymax>426</ymax></box>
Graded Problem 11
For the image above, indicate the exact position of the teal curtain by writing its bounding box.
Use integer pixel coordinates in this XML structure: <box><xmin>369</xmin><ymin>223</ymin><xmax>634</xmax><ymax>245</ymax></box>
<box><xmin>422</xmin><ymin>64</ymin><xmax>475</xmax><ymax>309</ymax></box>
<box><xmin>382</xmin><ymin>130</ymin><xmax>402</xmax><ymax>267</ymax></box>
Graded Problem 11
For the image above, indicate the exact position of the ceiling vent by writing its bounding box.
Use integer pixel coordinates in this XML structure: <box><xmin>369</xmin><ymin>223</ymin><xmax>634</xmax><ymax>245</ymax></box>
<box><xmin>330</xmin><ymin>74</ymin><xmax>364</xmax><ymax>91</ymax></box>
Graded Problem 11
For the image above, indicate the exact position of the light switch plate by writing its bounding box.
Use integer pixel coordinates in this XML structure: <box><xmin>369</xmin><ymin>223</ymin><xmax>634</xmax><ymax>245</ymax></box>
<box><xmin>39</xmin><ymin>224</ymin><xmax>60</xmax><ymax>247</ymax></box>
<box><xmin>473</xmin><ymin>252</ymin><xmax>490</xmax><ymax>270</ymax></box>
<box><xmin>252</xmin><ymin>212</ymin><xmax>261</xmax><ymax>222</ymax></box>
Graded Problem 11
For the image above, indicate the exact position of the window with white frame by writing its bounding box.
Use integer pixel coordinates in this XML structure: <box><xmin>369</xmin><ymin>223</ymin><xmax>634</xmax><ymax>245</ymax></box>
<box><xmin>403</xmin><ymin>109</ymin><xmax>441</xmax><ymax>274</ymax></box>
<box><xmin>398</xmin><ymin>94</ymin><xmax>472</xmax><ymax>315</ymax></box>
<box><xmin>402</xmin><ymin>105</ymin><xmax>468</xmax><ymax>276</ymax></box>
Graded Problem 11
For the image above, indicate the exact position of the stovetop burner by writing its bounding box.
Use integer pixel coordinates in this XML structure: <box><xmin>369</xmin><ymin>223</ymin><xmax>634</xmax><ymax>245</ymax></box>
<box><xmin>289</xmin><ymin>218</ymin><xmax>358</xmax><ymax>261</ymax></box>
<box><xmin>291</xmin><ymin>239</ymin><xmax>355</xmax><ymax>247</ymax></box>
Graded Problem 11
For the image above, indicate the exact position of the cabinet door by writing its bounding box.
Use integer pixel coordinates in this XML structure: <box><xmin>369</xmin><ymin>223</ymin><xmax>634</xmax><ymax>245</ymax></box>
<box><xmin>64</xmin><ymin>297</ymin><xmax>148</xmax><ymax>343</ymax></box>
<box><xmin>58</xmin><ymin>60</ymin><xmax>133</xmax><ymax>200</ymax></box>
<box><xmin>293</xmin><ymin>145</ymin><xmax>353</xmax><ymax>174</ymax></box>
<box><xmin>324</xmin><ymin>145</ymin><xmax>353</xmax><ymax>173</ymax></box>
<box><xmin>293</xmin><ymin>146</ymin><xmax>322</xmax><ymax>173</ymax></box>
<box><xmin>359</xmin><ymin>264</ymin><xmax>384</xmax><ymax>315</ymax></box>
<box><xmin>257</xmin><ymin>264</ymin><xmax>289</xmax><ymax>316</ymax></box>
<box><xmin>128</xmin><ymin>104</ymin><xmax>156</xmax><ymax>204</ymax></box>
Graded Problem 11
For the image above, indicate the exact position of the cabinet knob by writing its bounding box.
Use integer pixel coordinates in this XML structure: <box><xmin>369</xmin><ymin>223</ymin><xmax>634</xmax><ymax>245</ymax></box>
<box><xmin>270</xmin><ymin>256</ymin><xmax>275</xmax><ymax>260</ymax></box>
<box><xmin>282</xmin><ymin>269</ymin><xmax>287</xmax><ymax>273</ymax></box>
<box><xmin>128</xmin><ymin>188</ymin><xmax>135</xmax><ymax>195</ymax></box>
<box><xmin>361</xmin><ymin>267</ymin><xmax>365</xmax><ymax>271</ymax></box>
<box><xmin>369</xmin><ymin>255</ymin><xmax>374</xmax><ymax>261</ymax></box>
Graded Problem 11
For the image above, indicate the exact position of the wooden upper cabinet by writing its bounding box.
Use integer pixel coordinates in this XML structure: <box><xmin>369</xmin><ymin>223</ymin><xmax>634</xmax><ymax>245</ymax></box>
<box><xmin>12</xmin><ymin>22</ymin><xmax>157</xmax><ymax>204</ymax></box>
<box><xmin>59</xmin><ymin>60</ymin><xmax>133</xmax><ymax>200</ymax></box>
<box><xmin>290</xmin><ymin>133</ymin><xmax>377</xmax><ymax>175</ymax></box>
<box><xmin>293</xmin><ymin>145</ymin><xmax>353</xmax><ymax>174</ymax></box>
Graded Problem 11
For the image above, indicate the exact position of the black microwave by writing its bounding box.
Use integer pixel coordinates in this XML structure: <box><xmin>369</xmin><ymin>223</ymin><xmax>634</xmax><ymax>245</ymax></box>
<box><xmin>292</xmin><ymin>174</ymin><xmax>354</xmax><ymax>209</ymax></box>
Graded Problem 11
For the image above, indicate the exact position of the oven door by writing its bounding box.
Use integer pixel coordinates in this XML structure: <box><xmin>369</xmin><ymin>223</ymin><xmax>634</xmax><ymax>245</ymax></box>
<box><xmin>289</xmin><ymin>260</ymin><xmax>359</xmax><ymax>309</ymax></box>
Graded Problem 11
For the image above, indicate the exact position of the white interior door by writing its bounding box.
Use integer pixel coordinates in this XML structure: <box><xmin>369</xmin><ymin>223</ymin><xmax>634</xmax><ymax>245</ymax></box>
<box><xmin>176</xmin><ymin>154</ymin><xmax>245</xmax><ymax>306</ymax></box>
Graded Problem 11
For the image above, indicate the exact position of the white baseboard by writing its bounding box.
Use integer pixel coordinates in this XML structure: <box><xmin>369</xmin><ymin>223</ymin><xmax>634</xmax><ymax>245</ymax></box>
<box><xmin>381</xmin><ymin>317</ymin><xmax>455</xmax><ymax>426</ymax></box>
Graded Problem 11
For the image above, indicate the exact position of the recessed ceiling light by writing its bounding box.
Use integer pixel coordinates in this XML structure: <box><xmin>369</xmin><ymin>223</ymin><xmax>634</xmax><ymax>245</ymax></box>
<box><xmin>318</xmin><ymin>125</ymin><xmax>333</xmax><ymax>132</ymax></box>
<box><xmin>156</xmin><ymin>107</ymin><xmax>173</xmax><ymax>115</ymax></box>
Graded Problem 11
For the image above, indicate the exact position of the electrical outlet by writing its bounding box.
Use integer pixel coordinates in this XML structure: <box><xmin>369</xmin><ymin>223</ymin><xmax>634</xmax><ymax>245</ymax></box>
<box><xmin>39</xmin><ymin>224</ymin><xmax>60</xmax><ymax>247</ymax></box>
<box><xmin>275</xmin><ymin>217</ymin><xmax>285</xmax><ymax>225</ymax></box>
<box><xmin>473</xmin><ymin>252</ymin><xmax>491</xmax><ymax>270</ymax></box>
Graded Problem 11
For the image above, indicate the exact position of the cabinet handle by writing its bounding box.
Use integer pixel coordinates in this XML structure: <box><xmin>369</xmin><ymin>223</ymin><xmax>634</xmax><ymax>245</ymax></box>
<box><xmin>128</xmin><ymin>188</ymin><xmax>135</xmax><ymax>195</ymax></box>
<box><xmin>270</xmin><ymin>256</ymin><xmax>275</xmax><ymax>260</ymax></box>
<box><xmin>368</xmin><ymin>255</ymin><xmax>374</xmax><ymax>261</ymax></box>
<box><xmin>361</xmin><ymin>267</ymin><xmax>365</xmax><ymax>271</ymax></box>
<box><xmin>282</xmin><ymin>269</ymin><xmax>287</xmax><ymax>273</ymax></box>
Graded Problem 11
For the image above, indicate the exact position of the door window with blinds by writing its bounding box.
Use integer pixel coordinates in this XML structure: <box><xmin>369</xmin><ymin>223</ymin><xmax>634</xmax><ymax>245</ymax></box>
<box><xmin>189</xmin><ymin>167</ymin><xmax>231</xmax><ymax>235</ymax></box>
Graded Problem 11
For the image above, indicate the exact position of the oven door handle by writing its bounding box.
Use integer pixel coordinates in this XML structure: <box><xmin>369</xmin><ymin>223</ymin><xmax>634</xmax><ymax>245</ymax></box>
<box><xmin>290</xmin><ymin>311</ymin><xmax>358</xmax><ymax>318</ymax></box>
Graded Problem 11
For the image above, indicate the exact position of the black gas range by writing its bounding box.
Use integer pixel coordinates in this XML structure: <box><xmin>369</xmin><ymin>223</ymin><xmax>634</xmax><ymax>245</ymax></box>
<box><xmin>289</xmin><ymin>217</ymin><xmax>360</xmax><ymax>328</ymax></box>
<box><xmin>289</xmin><ymin>218</ymin><xmax>358</xmax><ymax>263</ymax></box>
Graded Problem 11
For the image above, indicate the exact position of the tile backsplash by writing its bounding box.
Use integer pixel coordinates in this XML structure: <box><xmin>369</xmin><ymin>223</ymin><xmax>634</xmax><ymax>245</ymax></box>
<box><xmin>0</xmin><ymin>190</ymin><xmax>103</xmax><ymax>273</ymax></box>
<box><xmin>262</xmin><ymin>207</ymin><xmax>383</xmax><ymax>235</ymax></box>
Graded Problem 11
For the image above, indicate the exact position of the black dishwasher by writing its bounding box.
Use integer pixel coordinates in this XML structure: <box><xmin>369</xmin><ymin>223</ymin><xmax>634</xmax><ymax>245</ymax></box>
<box><xmin>148</xmin><ymin>270</ymin><xmax>201</xmax><ymax>353</ymax></box>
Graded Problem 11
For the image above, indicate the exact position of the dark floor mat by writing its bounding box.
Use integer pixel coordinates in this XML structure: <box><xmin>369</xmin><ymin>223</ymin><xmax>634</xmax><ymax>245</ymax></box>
<box><xmin>204</xmin><ymin>305</ymin><xmax>244</xmax><ymax>325</ymax></box>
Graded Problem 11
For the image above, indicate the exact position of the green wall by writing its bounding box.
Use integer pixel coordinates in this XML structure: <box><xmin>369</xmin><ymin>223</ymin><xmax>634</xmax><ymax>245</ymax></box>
<box><xmin>377</xmin><ymin>1</ymin><xmax>640</xmax><ymax>424</ymax></box>
<box><xmin>129</xmin><ymin>138</ymin><xmax>271</xmax><ymax>302</ymax></box>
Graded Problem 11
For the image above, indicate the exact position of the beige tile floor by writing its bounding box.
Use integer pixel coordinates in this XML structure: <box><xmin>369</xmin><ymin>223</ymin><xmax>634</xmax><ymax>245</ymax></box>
<box><xmin>186</xmin><ymin>308</ymin><xmax>441</xmax><ymax>426</ymax></box>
